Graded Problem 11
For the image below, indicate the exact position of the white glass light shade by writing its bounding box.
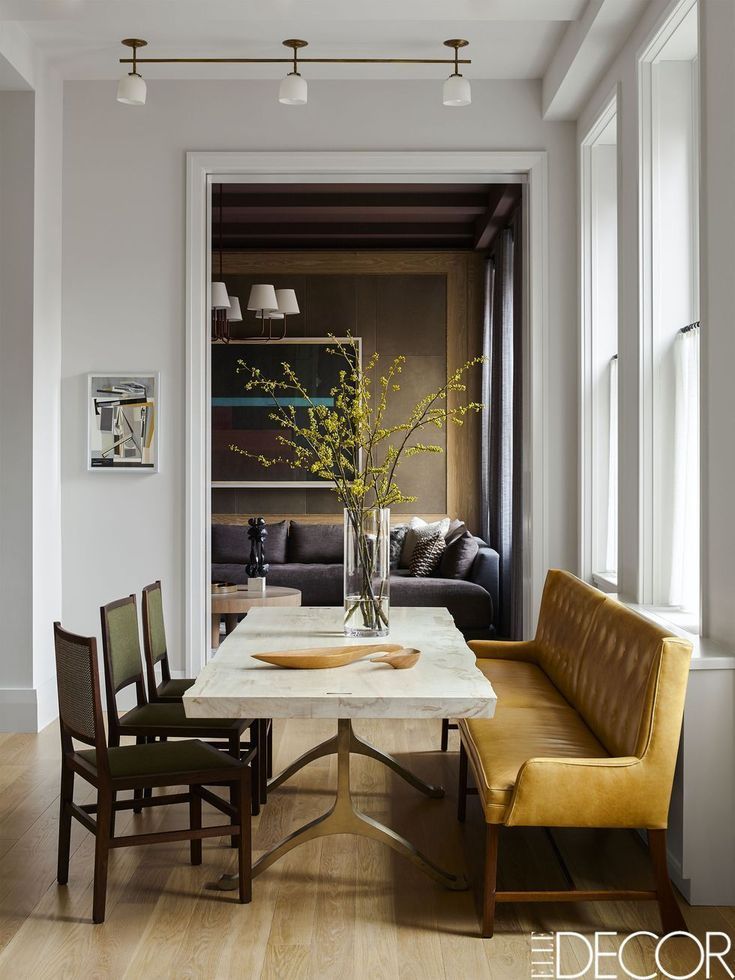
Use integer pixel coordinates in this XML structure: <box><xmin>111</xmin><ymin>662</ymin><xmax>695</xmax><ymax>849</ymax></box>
<box><xmin>226</xmin><ymin>295</ymin><xmax>243</xmax><ymax>321</ymax></box>
<box><xmin>275</xmin><ymin>288</ymin><xmax>300</xmax><ymax>315</ymax></box>
<box><xmin>279</xmin><ymin>72</ymin><xmax>308</xmax><ymax>106</ymax></box>
<box><xmin>442</xmin><ymin>74</ymin><xmax>471</xmax><ymax>107</ymax></box>
<box><xmin>211</xmin><ymin>281</ymin><xmax>231</xmax><ymax>310</ymax></box>
<box><xmin>247</xmin><ymin>283</ymin><xmax>278</xmax><ymax>311</ymax></box>
<box><xmin>117</xmin><ymin>72</ymin><xmax>147</xmax><ymax>106</ymax></box>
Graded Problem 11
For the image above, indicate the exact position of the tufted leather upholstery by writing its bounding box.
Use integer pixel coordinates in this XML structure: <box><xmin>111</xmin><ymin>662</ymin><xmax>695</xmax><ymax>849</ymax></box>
<box><xmin>460</xmin><ymin>569</ymin><xmax>692</xmax><ymax>828</ymax></box>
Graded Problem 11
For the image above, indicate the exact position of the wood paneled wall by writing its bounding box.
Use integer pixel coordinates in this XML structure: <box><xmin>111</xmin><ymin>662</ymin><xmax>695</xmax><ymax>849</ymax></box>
<box><xmin>212</xmin><ymin>251</ymin><xmax>485</xmax><ymax>532</ymax></box>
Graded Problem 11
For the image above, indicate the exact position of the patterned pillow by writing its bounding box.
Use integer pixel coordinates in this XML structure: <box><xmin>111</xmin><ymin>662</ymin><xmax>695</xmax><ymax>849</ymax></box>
<box><xmin>409</xmin><ymin>532</ymin><xmax>446</xmax><ymax>577</ymax></box>
<box><xmin>399</xmin><ymin>517</ymin><xmax>451</xmax><ymax>568</ymax></box>
<box><xmin>389</xmin><ymin>525</ymin><xmax>409</xmax><ymax>569</ymax></box>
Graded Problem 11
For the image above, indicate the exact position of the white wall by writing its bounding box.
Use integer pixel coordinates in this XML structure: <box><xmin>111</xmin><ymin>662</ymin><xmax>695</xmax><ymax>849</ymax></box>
<box><xmin>61</xmin><ymin>78</ymin><xmax>577</xmax><ymax>661</ymax></box>
<box><xmin>0</xmin><ymin>91</ymin><xmax>35</xmax><ymax>703</ymax></box>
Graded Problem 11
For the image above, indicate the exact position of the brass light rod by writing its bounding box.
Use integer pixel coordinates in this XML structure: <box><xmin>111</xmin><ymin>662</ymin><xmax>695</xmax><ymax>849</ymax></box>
<box><xmin>120</xmin><ymin>57</ymin><xmax>470</xmax><ymax>65</ymax></box>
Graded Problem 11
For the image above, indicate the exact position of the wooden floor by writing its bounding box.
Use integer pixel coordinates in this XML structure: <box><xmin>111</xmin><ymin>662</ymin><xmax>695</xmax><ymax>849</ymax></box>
<box><xmin>0</xmin><ymin>718</ymin><xmax>732</xmax><ymax>979</ymax></box>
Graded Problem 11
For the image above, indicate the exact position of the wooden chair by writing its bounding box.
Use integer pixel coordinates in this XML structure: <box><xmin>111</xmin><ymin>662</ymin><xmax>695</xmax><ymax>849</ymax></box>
<box><xmin>53</xmin><ymin>622</ymin><xmax>252</xmax><ymax>923</ymax></box>
<box><xmin>141</xmin><ymin>580</ymin><xmax>273</xmax><ymax>807</ymax></box>
<box><xmin>100</xmin><ymin>594</ymin><xmax>257</xmax><ymax>824</ymax></box>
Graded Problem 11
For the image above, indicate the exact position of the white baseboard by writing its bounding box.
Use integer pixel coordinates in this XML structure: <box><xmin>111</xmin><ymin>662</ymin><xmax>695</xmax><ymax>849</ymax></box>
<box><xmin>0</xmin><ymin>688</ymin><xmax>44</xmax><ymax>733</ymax></box>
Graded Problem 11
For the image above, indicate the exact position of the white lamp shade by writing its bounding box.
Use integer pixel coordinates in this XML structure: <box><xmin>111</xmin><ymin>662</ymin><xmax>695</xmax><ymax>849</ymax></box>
<box><xmin>211</xmin><ymin>281</ymin><xmax>231</xmax><ymax>310</ymax></box>
<box><xmin>275</xmin><ymin>288</ymin><xmax>300</xmax><ymax>315</ymax></box>
<box><xmin>443</xmin><ymin>74</ymin><xmax>471</xmax><ymax>107</ymax></box>
<box><xmin>247</xmin><ymin>283</ymin><xmax>278</xmax><ymax>311</ymax></box>
<box><xmin>117</xmin><ymin>72</ymin><xmax>147</xmax><ymax>106</ymax></box>
<box><xmin>226</xmin><ymin>295</ymin><xmax>243</xmax><ymax>321</ymax></box>
<box><xmin>279</xmin><ymin>72</ymin><xmax>308</xmax><ymax>105</ymax></box>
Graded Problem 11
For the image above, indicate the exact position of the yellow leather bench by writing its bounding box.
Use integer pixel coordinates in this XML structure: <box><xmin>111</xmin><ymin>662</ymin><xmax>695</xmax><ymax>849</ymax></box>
<box><xmin>458</xmin><ymin>569</ymin><xmax>692</xmax><ymax>937</ymax></box>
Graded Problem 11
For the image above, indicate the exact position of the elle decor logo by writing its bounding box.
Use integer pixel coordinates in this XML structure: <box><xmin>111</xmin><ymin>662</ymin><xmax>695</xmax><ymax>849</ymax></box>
<box><xmin>530</xmin><ymin>930</ymin><xmax>734</xmax><ymax>980</ymax></box>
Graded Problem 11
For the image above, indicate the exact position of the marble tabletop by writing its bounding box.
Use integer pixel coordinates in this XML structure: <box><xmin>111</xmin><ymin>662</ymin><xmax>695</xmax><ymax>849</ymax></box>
<box><xmin>184</xmin><ymin>606</ymin><xmax>497</xmax><ymax>720</ymax></box>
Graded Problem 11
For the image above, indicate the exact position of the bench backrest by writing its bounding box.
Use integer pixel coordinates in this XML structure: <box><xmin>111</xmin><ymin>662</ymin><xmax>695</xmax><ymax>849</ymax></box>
<box><xmin>535</xmin><ymin>570</ymin><xmax>692</xmax><ymax>759</ymax></box>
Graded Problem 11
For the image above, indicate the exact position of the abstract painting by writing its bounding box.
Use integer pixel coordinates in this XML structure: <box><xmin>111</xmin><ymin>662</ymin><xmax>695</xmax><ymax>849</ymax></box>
<box><xmin>211</xmin><ymin>338</ymin><xmax>359</xmax><ymax>486</ymax></box>
<box><xmin>87</xmin><ymin>374</ymin><xmax>159</xmax><ymax>471</ymax></box>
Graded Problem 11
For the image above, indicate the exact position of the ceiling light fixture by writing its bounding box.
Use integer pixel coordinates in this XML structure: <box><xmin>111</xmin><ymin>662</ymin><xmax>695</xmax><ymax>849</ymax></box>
<box><xmin>442</xmin><ymin>39</ymin><xmax>471</xmax><ymax>107</ymax></box>
<box><xmin>117</xmin><ymin>38</ymin><xmax>148</xmax><ymax>105</ymax></box>
<box><xmin>279</xmin><ymin>40</ymin><xmax>308</xmax><ymax>105</ymax></box>
<box><xmin>117</xmin><ymin>38</ymin><xmax>471</xmax><ymax>107</ymax></box>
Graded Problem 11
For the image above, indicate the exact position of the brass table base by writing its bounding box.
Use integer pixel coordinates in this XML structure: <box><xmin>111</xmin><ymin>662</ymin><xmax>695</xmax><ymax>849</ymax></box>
<box><xmin>219</xmin><ymin>719</ymin><xmax>467</xmax><ymax>892</ymax></box>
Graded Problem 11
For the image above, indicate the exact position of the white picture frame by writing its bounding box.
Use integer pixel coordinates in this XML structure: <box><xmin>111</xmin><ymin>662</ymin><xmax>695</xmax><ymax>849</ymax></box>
<box><xmin>87</xmin><ymin>372</ymin><xmax>160</xmax><ymax>473</ymax></box>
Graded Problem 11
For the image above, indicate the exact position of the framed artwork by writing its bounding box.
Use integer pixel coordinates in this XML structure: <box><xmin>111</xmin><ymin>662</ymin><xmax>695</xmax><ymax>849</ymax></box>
<box><xmin>87</xmin><ymin>373</ymin><xmax>159</xmax><ymax>472</ymax></box>
<box><xmin>211</xmin><ymin>338</ymin><xmax>360</xmax><ymax>487</ymax></box>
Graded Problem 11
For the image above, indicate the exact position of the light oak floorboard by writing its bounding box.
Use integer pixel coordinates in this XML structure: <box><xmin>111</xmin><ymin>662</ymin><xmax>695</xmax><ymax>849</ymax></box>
<box><xmin>0</xmin><ymin>718</ymin><xmax>731</xmax><ymax>980</ymax></box>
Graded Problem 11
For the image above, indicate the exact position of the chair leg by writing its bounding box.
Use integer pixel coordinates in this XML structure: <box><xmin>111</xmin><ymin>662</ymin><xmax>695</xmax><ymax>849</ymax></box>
<box><xmin>92</xmin><ymin>787</ymin><xmax>113</xmax><ymax>924</ymax></box>
<box><xmin>266</xmin><ymin>720</ymin><xmax>273</xmax><ymax>779</ymax></box>
<box><xmin>648</xmin><ymin>829</ymin><xmax>686</xmax><ymax>934</ymax></box>
<box><xmin>236</xmin><ymin>775</ymin><xmax>252</xmax><ymax>904</ymax></box>
<box><xmin>258</xmin><ymin>719</ymin><xmax>268</xmax><ymax>805</ymax></box>
<box><xmin>458</xmin><ymin>741</ymin><xmax>468</xmax><ymax>823</ymax></box>
<box><xmin>441</xmin><ymin>718</ymin><xmax>450</xmax><ymax>752</ymax></box>
<box><xmin>229</xmin><ymin>734</ymin><xmax>240</xmax><ymax>846</ymax></box>
<box><xmin>482</xmin><ymin>824</ymin><xmax>500</xmax><ymax>938</ymax></box>
<box><xmin>57</xmin><ymin>765</ymin><xmax>74</xmax><ymax>885</ymax></box>
<box><xmin>133</xmin><ymin>736</ymin><xmax>146</xmax><ymax>814</ymax></box>
<box><xmin>190</xmin><ymin>788</ymin><xmax>202</xmax><ymax>865</ymax></box>
<box><xmin>249</xmin><ymin>722</ymin><xmax>260</xmax><ymax>817</ymax></box>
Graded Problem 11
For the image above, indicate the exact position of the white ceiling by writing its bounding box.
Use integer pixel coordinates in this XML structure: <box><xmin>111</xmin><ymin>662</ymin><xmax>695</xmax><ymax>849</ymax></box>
<box><xmin>1</xmin><ymin>0</ymin><xmax>595</xmax><ymax>80</ymax></box>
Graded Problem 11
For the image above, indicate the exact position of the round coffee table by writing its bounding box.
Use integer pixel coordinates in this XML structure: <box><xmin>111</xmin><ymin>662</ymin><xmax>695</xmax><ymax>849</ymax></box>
<box><xmin>211</xmin><ymin>586</ymin><xmax>301</xmax><ymax>649</ymax></box>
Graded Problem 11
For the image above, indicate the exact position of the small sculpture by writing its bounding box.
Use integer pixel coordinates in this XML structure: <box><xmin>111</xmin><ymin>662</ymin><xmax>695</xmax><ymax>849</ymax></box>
<box><xmin>246</xmin><ymin>517</ymin><xmax>269</xmax><ymax>580</ymax></box>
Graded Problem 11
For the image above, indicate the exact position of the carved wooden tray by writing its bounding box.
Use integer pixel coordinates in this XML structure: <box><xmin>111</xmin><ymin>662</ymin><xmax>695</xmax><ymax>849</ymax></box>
<box><xmin>251</xmin><ymin>643</ymin><xmax>404</xmax><ymax>669</ymax></box>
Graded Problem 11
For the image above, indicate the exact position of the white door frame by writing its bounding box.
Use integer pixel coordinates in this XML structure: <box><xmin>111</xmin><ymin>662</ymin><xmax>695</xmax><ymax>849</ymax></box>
<box><xmin>185</xmin><ymin>150</ymin><xmax>549</xmax><ymax>675</ymax></box>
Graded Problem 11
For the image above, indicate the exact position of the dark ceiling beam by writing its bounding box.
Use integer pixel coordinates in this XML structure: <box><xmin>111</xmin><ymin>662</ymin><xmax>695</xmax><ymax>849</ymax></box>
<box><xmin>216</xmin><ymin>205</ymin><xmax>486</xmax><ymax>221</ymax></box>
<box><xmin>212</xmin><ymin>192</ymin><xmax>489</xmax><ymax>211</ymax></box>
<box><xmin>473</xmin><ymin>185</ymin><xmax>522</xmax><ymax>251</ymax></box>
<box><xmin>218</xmin><ymin>222</ymin><xmax>473</xmax><ymax>238</ymax></box>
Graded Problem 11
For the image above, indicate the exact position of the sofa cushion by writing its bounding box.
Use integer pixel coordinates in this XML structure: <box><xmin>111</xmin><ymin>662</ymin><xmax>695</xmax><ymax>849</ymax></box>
<box><xmin>288</xmin><ymin>521</ymin><xmax>343</xmax><ymax>563</ymax></box>
<box><xmin>211</xmin><ymin>520</ymin><xmax>287</xmax><ymax>565</ymax></box>
<box><xmin>389</xmin><ymin>524</ymin><xmax>409</xmax><ymax>569</ymax></box>
<box><xmin>400</xmin><ymin>517</ymin><xmax>450</xmax><ymax>568</ymax></box>
<box><xmin>459</xmin><ymin>705</ymin><xmax>609</xmax><ymax>823</ymax></box>
<box><xmin>438</xmin><ymin>531</ymin><xmax>479</xmax><ymax>579</ymax></box>
<box><xmin>476</xmin><ymin>659</ymin><xmax>570</xmax><ymax>711</ymax></box>
<box><xmin>211</xmin><ymin>563</ymin><xmax>248</xmax><ymax>586</ymax></box>
<box><xmin>390</xmin><ymin>576</ymin><xmax>492</xmax><ymax>630</ymax></box>
<box><xmin>264</xmin><ymin>563</ymin><xmax>343</xmax><ymax>605</ymax></box>
<box><xmin>409</xmin><ymin>532</ymin><xmax>446</xmax><ymax>577</ymax></box>
<box><xmin>211</xmin><ymin>524</ymin><xmax>249</xmax><ymax>565</ymax></box>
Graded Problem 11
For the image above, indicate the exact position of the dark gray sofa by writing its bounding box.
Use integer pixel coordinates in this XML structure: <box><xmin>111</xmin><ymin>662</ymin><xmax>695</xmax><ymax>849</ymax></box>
<box><xmin>211</xmin><ymin>520</ymin><xmax>499</xmax><ymax>638</ymax></box>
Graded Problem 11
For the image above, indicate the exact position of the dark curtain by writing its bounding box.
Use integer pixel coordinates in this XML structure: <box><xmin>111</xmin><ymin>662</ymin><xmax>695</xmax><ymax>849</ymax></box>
<box><xmin>481</xmin><ymin>217</ymin><xmax>523</xmax><ymax>638</ymax></box>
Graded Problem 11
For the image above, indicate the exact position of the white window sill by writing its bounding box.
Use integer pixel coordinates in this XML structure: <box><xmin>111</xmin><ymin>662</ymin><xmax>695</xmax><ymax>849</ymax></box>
<box><xmin>606</xmin><ymin>597</ymin><xmax>735</xmax><ymax>671</ymax></box>
<box><xmin>592</xmin><ymin>571</ymin><xmax>618</xmax><ymax>593</ymax></box>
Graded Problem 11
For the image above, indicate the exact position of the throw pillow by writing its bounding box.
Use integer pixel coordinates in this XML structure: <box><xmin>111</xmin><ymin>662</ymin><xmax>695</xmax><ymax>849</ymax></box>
<box><xmin>399</xmin><ymin>516</ymin><xmax>451</xmax><ymax>568</ymax></box>
<box><xmin>409</xmin><ymin>532</ymin><xmax>446</xmax><ymax>577</ymax></box>
<box><xmin>389</xmin><ymin>524</ymin><xmax>408</xmax><ymax>568</ymax></box>
<box><xmin>444</xmin><ymin>518</ymin><xmax>468</xmax><ymax>547</ymax></box>
<box><xmin>438</xmin><ymin>530</ymin><xmax>479</xmax><ymax>579</ymax></box>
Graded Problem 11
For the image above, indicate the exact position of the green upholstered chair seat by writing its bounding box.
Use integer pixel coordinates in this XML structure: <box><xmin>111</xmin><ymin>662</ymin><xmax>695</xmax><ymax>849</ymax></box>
<box><xmin>156</xmin><ymin>677</ymin><xmax>195</xmax><ymax>699</ymax></box>
<box><xmin>78</xmin><ymin>739</ymin><xmax>244</xmax><ymax>779</ymax></box>
<box><xmin>119</xmin><ymin>702</ymin><xmax>247</xmax><ymax>733</ymax></box>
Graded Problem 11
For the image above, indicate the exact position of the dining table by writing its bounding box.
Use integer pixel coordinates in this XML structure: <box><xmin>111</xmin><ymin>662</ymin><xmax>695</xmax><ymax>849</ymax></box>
<box><xmin>184</xmin><ymin>605</ymin><xmax>497</xmax><ymax>889</ymax></box>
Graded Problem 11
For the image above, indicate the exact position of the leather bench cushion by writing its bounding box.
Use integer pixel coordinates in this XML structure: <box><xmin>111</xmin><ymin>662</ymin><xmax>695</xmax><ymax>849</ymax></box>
<box><xmin>476</xmin><ymin>659</ymin><xmax>570</xmax><ymax>711</ymax></box>
<box><xmin>459</xmin><ymin>705</ymin><xmax>609</xmax><ymax>823</ymax></box>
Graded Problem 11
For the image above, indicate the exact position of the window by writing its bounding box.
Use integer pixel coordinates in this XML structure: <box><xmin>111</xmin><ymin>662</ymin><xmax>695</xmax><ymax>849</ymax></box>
<box><xmin>581</xmin><ymin>97</ymin><xmax>619</xmax><ymax>589</ymax></box>
<box><xmin>640</xmin><ymin>0</ymin><xmax>700</xmax><ymax>627</ymax></box>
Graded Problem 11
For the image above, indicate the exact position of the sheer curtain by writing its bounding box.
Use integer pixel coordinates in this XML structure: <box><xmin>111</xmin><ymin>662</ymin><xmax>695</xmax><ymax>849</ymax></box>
<box><xmin>605</xmin><ymin>355</ymin><xmax>618</xmax><ymax>573</ymax></box>
<box><xmin>668</xmin><ymin>325</ymin><xmax>700</xmax><ymax>610</ymax></box>
<box><xmin>481</xmin><ymin>224</ymin><xmax>521</xmax><ymax>638</ymax></box>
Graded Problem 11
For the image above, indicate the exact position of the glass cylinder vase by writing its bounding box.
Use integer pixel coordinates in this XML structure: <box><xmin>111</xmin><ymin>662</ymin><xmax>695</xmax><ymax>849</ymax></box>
<box><xmin>343</xmin><ymin>507</ymin><xmax>390</xmax><ymax>637</ymax></box>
